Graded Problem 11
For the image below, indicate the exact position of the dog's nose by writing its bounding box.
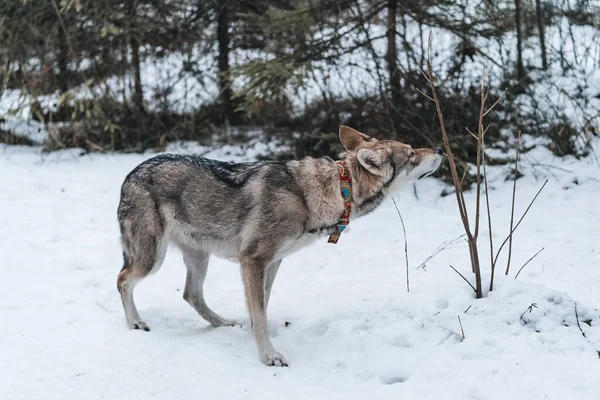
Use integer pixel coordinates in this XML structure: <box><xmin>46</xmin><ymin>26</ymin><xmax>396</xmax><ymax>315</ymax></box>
<box><xmin>434</xmin><ymin>147</ymin><xmax>444</xmax><ymax>155</ymax></box>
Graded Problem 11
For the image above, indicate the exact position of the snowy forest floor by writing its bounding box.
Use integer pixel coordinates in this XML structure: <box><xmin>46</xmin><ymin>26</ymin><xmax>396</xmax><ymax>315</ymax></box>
<box><xmin>1</xmin><ymin>138</ymin><xmax>599</xmax><ymax>400</ymax></box>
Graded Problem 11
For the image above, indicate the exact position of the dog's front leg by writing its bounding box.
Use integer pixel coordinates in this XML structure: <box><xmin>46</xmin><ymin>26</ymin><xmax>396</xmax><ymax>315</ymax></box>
<box><xmin>265</xmin><ymin>259</ymin><xmax>281</xmax><ymax>309</ymax></box>
<box><xmin>240</xmin><ymin>256</ymin><xmax>288</xmax><ymax>367</ymax></box>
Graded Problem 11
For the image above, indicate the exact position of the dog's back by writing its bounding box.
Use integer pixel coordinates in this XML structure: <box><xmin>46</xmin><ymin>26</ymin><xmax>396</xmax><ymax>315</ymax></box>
<box><xmin>118</xmin><ymin>154</ymin><xmax>307</xmax><ymax>265</ymax></box>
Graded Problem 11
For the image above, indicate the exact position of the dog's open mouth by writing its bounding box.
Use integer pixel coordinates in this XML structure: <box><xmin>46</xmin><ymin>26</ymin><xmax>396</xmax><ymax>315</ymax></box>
<box><xmin>418</xmin><ymin>170</ymin><xmax>436</xmax><ymax>180</ymax></box>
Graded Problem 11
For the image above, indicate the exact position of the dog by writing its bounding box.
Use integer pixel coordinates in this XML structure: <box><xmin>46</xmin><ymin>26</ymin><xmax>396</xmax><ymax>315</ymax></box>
<box><xmin>116</xmin><ymin>125</ymin><xmax>443</xmax><ymax>366</ymax></box>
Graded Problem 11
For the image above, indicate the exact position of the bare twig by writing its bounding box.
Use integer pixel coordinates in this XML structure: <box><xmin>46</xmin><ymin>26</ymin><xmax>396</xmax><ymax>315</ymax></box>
<box><xmin>416</xmin><ymin>234</ymin><xmax>466</xmax><ymax>270</ymax></box>
<box><xmin>438</xmin><ymin>325</ymin><xmax>464</xmax><ymax>342</ymax></box>
<box><xmin>574</xmin><ymin>303</ymin><xmax>587</xmax><ymax>338</ymax></box>
<box><xmin>449</xmin><ymin>265</ymin><xmax>477</xmax><ymax>293</ymax></box>
<box><xmin>392</xmin><ymin>197</ymin><xmax>410</xmax><ymax>293</ymax></box>
<box><xmin>529</xmin><ymin>162</ymin><xmax>572</xmax><ymax>173</ymax></box>
<box><xmin>457</xmin><ymin>315</ymin><xmax>465</xmax><ymax>339</ymax></box>
<box><xmin>493</xmin><ymin>179</ymin><xmax>548</xmax><ymax>268</ymax></box>
<box><xmin>466</xmin><ymin>127</ymin><xmax>478</xmax><ymax>139</ymax></box>
<box><xmin>420</xmin><ymin>34</ymin><xmax>470</xmax><ymax>236</ymax></box>
<box><xmin>483</xmin><ymin>140</ymin><xmax>496</xmax><ymax>291</ymax></box>
<box><xmin>482</xmin><ymin>89</ymin><xmax>508</xmax><ymax>117</ymax></box>
<box><xmin>460</xmin><ymin>166</ymin><xmax>469</xmax><ymax>187</ymax></box>
<box><xmin>574</xmin><ymin>303</ymin><xmax>600</xmax><ymax>358</ymax></box>
<box><xmin>415</xmin><ymin>88</ymin><xmax>435</xmax><ymax>102</ymax></box>
<box><xmin>473</xmin><ymin>71</ymin><xmax>486</xmax><ymax>242</ymax></box>
<box><xmin>514</xmin><ymin>247</ymin><xmax>545</xmax><ymax>279</ymax></box>
<box><xmin>505</xmin><ymin>131</ymin><xmax>521</xmax><ymax>275</ymax></box>
<box><xmin>520</xmin><ymin>302</ymin><xmax>538</xmax><ymax>321</ymax></box>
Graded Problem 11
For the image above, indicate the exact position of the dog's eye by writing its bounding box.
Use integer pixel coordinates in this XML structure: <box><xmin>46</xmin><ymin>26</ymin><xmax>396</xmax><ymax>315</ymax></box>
<box><xmin>409</xmin><ymin>151</ymin><xmax>415</xmax><ymax>158</ymax></box>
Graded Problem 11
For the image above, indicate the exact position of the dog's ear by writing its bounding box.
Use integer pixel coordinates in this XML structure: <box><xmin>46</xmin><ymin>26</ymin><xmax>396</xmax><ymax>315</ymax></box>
<box><xmin>339</xmin><ymin>125</ymin><xmax>374</xmax><ymax>151</ymax></box>
<box><xmin>357</xmin><ymin>148</ymin><xmax>385</xmax><ymax>175</ymax></box>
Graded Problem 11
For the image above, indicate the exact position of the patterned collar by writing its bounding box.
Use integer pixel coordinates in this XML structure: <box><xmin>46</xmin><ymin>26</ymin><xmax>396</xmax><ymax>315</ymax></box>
<box><xmin>328</xmin><ymin>161</ymin><xmax>352</xmax><ymax>244</ymax></box>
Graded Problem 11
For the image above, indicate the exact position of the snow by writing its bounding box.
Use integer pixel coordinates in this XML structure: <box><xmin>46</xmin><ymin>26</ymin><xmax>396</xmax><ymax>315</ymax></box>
<box><xmin>1</xmin><ymin>138</ymin><xmax>600</xmax><ymax>400</ymax></box>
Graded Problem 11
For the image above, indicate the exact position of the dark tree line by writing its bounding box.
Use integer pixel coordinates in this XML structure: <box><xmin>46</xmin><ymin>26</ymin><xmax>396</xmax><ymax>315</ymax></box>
<box><xmin>0</xmin><ymin>0</ymin><xmax>598</xmax><ymax>160</ymax></box>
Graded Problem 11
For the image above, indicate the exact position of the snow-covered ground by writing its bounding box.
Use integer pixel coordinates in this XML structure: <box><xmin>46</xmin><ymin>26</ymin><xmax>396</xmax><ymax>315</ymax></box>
<box><xmin>1</xmin><ymin>139</ymin><xmax>599</xmax><ymax>400</ymax></box>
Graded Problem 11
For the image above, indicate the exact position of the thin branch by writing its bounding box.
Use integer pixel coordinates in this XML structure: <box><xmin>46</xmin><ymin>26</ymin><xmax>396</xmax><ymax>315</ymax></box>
<box><xmin>392</xmin><ymin>197</ymin><xmax>410</xmax><ymax>293</ymax></box>
<box><xmin>574</xmin><ymin>303</ymin><xmax>587</xmax><ymax>338</ymax></box>
<box><xmin>457</xmin><ymin>315</ymin><xmax>465</xmax><ymax>339</ymax></box>
<box><xmin>505</xmin><ymin>131</ymin><xmax>522</xmax><ymax>275</ymax></box>
<box><xmin>514</xmin><ymin>247</ymin><xmax>545</xmax><ymax>279</ymax></box>
<box><xmin>418</xmin><ymin>66</ymin><xmax>431</xmax><ymax>83</ymax></box>
<box><xmin>466</xmin><ymin>127</ymin><xmax>478</xmax><ymax>139</ymax></box>
<box><xmin>473</xmin><ymin>71</ymin><xmax>486</xmax><ymax>241</ymax></box>
<box><xmin>482</xmin><ymin>89</ymin><xmax>508</xmax><ymax>116</ymax></box>
<box><xmin>422</xmin><ymin>33</ymin><xmax>470</xmax><ymax>232</ymax></box>
<box><xmin>529</xmin><ymin>162</ymin><xmax>572</xmax><ymax>173</ymax></box>
<box><xmin>449</xmin><ymin>265</ymin><xmax>477</xmax><ymax>293</ymax></box>
<box><xmin>460</xmin><ymin>166</ymin><xmax>469</xmax><ymax>187</ymax></box>
<box><xmin>482</xmin><ymin>124</ymin><xmax>491</xmax><ymax>137</ymax></box>
<box><xmin>438</xmin><ymin>324</ymin><xmax>464</xmax><ymax>342</ymax></box>
<box><xmin>493</xmin><ymin>179</ymin><xmax>548</xmax><ymax>268</ymax></box>
<box><xmin>416</xmin><ymin>88</ymin><xmax>435</xmax><ymax>102</ymax></box>
<box><xmin>484</xmin><ymin>140</ymin><xmax>496</xmax><ymax>291</ymax></box>
<box><xmin>416</xmin><ymin>234</ymin><xmax>466</xmax><ymax>270</ymax></box>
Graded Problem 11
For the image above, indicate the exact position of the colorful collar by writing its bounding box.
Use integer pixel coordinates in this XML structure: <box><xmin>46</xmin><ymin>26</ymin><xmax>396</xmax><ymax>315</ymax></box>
<box><xmin>328</xmin><ymin>161</ymin><xmax>352</xmax><ymax>244</ymax></box>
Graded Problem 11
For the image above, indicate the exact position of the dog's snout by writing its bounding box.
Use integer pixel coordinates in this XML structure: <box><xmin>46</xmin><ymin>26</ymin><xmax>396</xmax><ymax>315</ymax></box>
<box><xmin>433</xmin><ymin>147</ymin><xmax>444</xmax><ymax>155</ymax></box>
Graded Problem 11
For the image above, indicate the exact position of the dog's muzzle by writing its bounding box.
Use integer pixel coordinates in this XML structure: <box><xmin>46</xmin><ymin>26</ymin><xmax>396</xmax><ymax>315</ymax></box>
<box><xmin>418</xmin><ymin>152</ymin><xmax>443</xmax><ymax>179</ymax></box>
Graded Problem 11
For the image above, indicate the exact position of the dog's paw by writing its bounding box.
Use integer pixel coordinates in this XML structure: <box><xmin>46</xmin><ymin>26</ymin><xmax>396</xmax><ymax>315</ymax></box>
<box><xmin>260</xmin><ymin>351</ymin><xmax>289</xmax><ymax>367</ymax></box>
<box><xmin>208</xmin><ymin>317</ymin><xmax>237</xmax><ymax>328</ymax></box>
<box><xmin>130</xmin><ymin>320</ymin><xmax>150</xmax><ymax>331</ymax></box>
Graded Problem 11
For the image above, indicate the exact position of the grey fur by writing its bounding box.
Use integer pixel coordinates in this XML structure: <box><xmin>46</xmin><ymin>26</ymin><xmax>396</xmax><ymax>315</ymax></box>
<box><xmin>116</xmin><ymin>126</ymin><xmax>443</xmax><ymax>366</ymax></box>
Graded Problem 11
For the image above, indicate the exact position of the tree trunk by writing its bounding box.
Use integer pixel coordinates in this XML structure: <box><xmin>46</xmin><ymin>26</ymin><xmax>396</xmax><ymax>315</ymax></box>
<box><xmin>514</xmin><ymin>0</ymin><xmax>525</xmax><ymax>81</ymax></box>
<box><xmin>535</xmin><ymin>0</ymin><xmax>548</xmax><ymax>70</ymax></box>
<box><xmin>130</xmin><ymin>35</ymin><xmax>145</xmax><ymax>114</ymax></box>
<box><xmin>386</xmin><ymin>0</ymin><xmax>401</xmax><ymax>135</ymax></box>
<box><xmin>217</xmin><ymin>2</ymin><xmax>235</xmax><ymax>126</ymax></box>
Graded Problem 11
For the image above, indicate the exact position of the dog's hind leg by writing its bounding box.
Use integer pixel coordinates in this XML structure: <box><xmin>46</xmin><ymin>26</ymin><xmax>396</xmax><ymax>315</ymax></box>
<box><xmin>182</xmin><ymin>249</ymin><xmax>236</xmax><ymax>327</ymax></box>
<box><xmin>117</xmin><ymin>236</ymin><xmax>167</xmax><ymax>331</ymax></box>
<box><xmin>117</xmin><ymin>189</ymin><xmax>167</xmax><ymax>331</ymax></box>
<box><xmin>240</xmin><ymin>255</ymin><xmax>288</xmax><ymax>367</ymax></box>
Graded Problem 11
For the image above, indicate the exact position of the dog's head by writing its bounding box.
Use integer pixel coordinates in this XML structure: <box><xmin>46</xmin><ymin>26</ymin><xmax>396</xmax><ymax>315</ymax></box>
<box><xmin>339</xmin><ymin>125</ymin><xmax>443</xmax><ymax>191</ymax></box>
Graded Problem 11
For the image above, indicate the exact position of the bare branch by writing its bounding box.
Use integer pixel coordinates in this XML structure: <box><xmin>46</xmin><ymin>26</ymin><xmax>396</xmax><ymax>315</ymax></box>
<box><xmin>422</xmin><ymin>34</ymin><xmax>470</xmax><ymax>233</ymax></box>
<box><xmin>505</xmin><ymin>131</ymin><xmax>522</xmax><ymax>275</ymax></box>
<box><xmin>473</xmin><ymin>74</ymin><xmax>486</xmax><ymax>241</ymax></box>
<box><xmin>574</xmin><ymin>303</ymin><xmax>587</xmax><ymax>338</ymax></box>
<box><xmin>483</xmin><ymin>89</ymin><xmax>508</xmax><ymax>117</ymax></box>
<box><xmin>493</xmin><ymin>179</ymin><xmax>548</xmax><ymax>267</ymax></box>
<box><xmin>484</xmin><ymin>140</ymin><xmax>497</xmax><ymax>291</ymax></box>
<box><xmin>466</xmin><ymin>127</ymin><xmax>478</xmax><ymax>139</ymax></box>
<box><xmin>418</xmin><ymin>66</ymin><xmax>431</xmax><ymax>83</ymax></box>
<box><xmin>449</xmin><ymin>265</ymin><xmax>477</xmax><ymax>293</ymax></box>
<box><xmin>458</xmin><ymin>315</ymin><xmax>465</xmax><ymax>339</ymax></box>
<box><xmin>514</xmin><ymin>247</ymin><xmax>545</xmax><ymax>279</ymax></box>
<box><xmin>482</xmin><ymin>124</ymin><xmax>491</xmax><ymax>137</ymax></box>
<box><xmin>416</xmin><ymin>234</ymin><xmax>466</xmax><ymax>270</ymax></box>
<box><xmin>416</xmin><ymin>88</ymin><xmax>435</xmax><ymax>102</ymax></box>
<box><xmin>460</xmin><ymin>166</ymin><xmax>469</xmax><ymax>187</ymax></box>
<box><xmin>391</xmin><ymin>197</ymin><xmax>410</xmax><ymax>293</ymax></box>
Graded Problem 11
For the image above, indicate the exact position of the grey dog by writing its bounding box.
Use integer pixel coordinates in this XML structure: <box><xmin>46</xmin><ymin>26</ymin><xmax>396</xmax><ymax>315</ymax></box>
<box><xmin>116</xmin><ymin>126</ymin><xmax>443</xmax><ymax>366</ymax></box>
